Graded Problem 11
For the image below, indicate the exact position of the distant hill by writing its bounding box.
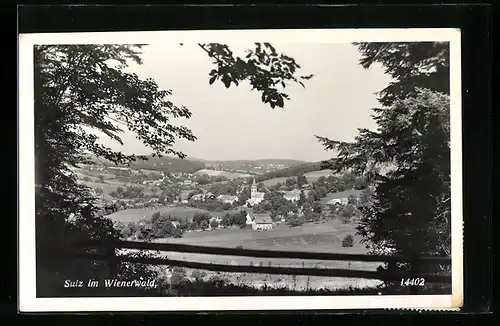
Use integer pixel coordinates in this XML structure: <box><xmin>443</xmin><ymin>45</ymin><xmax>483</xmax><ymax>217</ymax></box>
<box><xmin>193</xmin><ymin>169</ymin><xmax>252</xmax><ymax>180</ymax></box>
<box><xmin>188</xmin><ymin>158</ymin><xmax>309</xmax><ymax>166</ymax></box>
<box><xmin>255</xmin><ymin>162</ymin><xmax>323</xmax><ymax>182</ymax></box>
<box><xmin>86</xmin><ymin>154</ymin><xmax>205</xmax><ymax>174</ymax></box>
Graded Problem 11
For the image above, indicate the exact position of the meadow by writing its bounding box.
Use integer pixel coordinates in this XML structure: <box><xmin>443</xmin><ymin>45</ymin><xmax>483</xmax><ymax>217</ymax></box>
<box><xmin>303</xmin><ymin>169</ymin><xmax>336</xmax><ymax>182</ymax></box>
<box><xmin>261</xmin><ymin>177</ymin><xmax>289</xmax><ymax>187</ymax></box>
<box><xmin>261</xmin><ymin>169</ymin><xmax>336</xmax><ymax>187</ymax></box>
<box><xmin>121</xmin><ymin>219</ymin><xmax>383</xmax><ymax>291</ymax></box>
<box><xmin>194</xmin><ymin>169</ymin><xmax>252</xmax><ymax>180</ymax></box>
<box><xmin>107</xmin><ymin>206</ymin><xmax>211</xmax><ymax>223</ymax></box>
<box><xmin>74</xmin><ymin>165</ymin><xmax>160</xmax><ymax>202</ymax></box>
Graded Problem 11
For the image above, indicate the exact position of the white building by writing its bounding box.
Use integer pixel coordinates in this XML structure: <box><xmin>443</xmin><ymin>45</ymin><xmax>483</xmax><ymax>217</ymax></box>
<box><xmin>209</xmin><ymin>216</ymin><xmax>222</xmax><ymax>229</ymax></box>
<box><xmin>284</xmin><ymin>189</ymin><xmax>301</xmax><ymax>202</ymax></box>
<box><xmin>250</xmin><ymin>214</ymin><xmax>273</xmax><ymax>231</ymax></box>
<box><xmin>246</xmin><ymin>178</ymin><xmax>265</xmax><ymax>206</ymax></box>
<box><xmin>217</xmin><ymin>195</ymin><xmax>239</xmax><ymax>205</ymax></box>
<box><xmin>325</xmin><ymin>189</ymin><xmax>361</xmax><ymax>206</ymax></box>
<box><xmin>245</xmin><ymin>212</ymin><xmax>254</xmax><ymax>225</ymax></box>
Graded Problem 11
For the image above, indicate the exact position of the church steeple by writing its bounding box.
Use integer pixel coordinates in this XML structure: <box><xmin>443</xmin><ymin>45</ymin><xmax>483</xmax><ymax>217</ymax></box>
<box><xmin>251</xmin><ymin>178</ymin><xmax>257</xmax><ymax>197</ymax></box>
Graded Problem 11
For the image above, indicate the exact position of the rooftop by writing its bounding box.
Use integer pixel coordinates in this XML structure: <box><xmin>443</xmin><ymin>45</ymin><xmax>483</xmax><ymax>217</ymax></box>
<box><xmin>219</xmin><ymin>195</ymin><xmax>238</xmax><ymax>200</ymax></box>
<box><xmin>284</xmin><ymin>189</ymin><xmax>301</xmax><ymax>196</ymax></box>
<box><xmin>251</xmin><ymin>213</ymin><xmax>273</xmax><ymax>224</ymax></box>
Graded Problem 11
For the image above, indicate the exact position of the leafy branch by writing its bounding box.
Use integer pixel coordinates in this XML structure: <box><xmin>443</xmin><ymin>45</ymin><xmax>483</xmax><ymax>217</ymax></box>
<box><xmin>199</xmin><ymin>42</ymin><xmax>314</xmax><ymax>108</ymax></box>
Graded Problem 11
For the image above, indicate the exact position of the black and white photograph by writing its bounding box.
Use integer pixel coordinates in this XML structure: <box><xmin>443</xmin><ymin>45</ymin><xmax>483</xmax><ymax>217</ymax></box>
<box><xmin>18</xmin><ymin>29</ymin><xmax>463</xmax><ymax>311</ymax></box>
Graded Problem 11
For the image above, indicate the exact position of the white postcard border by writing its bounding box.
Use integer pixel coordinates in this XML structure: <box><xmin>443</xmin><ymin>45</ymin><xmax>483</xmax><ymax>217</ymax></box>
<box><xmin>18</xmin><ymin>28</ymin><xmax>463</xmax><ymax>312</ymax></box>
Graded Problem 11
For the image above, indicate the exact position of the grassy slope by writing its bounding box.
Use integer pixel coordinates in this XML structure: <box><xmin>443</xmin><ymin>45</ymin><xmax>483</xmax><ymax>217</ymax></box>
<box><xmin>260</xmin><ymin>169</ymin><xmax>336</xmax><ymax>187</ymax></box>
<box><xmin>140</xmin><ymin>220</ymin><xmax>382</xmax><ymax>291</ymax></box>
<box><xmin>107</xmin><ymin>206</ymin><xmax>211</xmax><ymax>222</ymax></box>
<box><xmin>255</xmin><ymin>162</ymin><xmax>325</xmax><ymax>182</ymax></box>
<box><xmin>87</xmin><ymin>154</ymin><xmax>206</xmax><ymax>173</ymax></box>
<box><xmin>189</xmin><ymin>158</ymin><xmax>308</xmax><ymax>166</ymax></box>
<box><xmin>194</xmin><ymin>169</ymin><xmax>252</xmax><ymax>179</ymax></box>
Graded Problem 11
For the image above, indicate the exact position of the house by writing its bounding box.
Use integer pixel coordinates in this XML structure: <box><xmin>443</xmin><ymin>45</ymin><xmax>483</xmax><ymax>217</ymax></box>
<box><xmin>205</xmin><ymin>192</ymin><xmax>216</xmax><ymax>200</ymax></box>
<box><xmin>218</xmin><ymin>195</ymin><xmax>239</xmax><ymax>205</ymax></box>
<box><xmin>246</xmin><ymin>178</ymin><xmax>265</xmax><ymax>206</ymax></box>
<box><xmin>209</xmin><ymin>216</ymin><xmax>222</xmax><ymax>229</ymax></box>
<box><xmin>325</xmin><ymin>189</ymin><xmax>361</xmax><ymax>206</ymax></box>
<box><xmin>284</xmin><ymin>189</ymin><xmax>301</xmax><ymax>202</ymax></box>
<box><xmin>191</xmin><ymin>192</ymin><xmax>216</xmax><ymax>202</ymax></box>
<box><xmin>250</xmin><ymin>213</ymin><xmax>273</xmax><ymax>231</ymax></box>
<box><xmin>190</xmin><ymin>193</ymin><xmax>205</xmax><ymax>201</ymax></box>
<box><xmin>180</xmin><ymin>191</ymin><xmax>190</xmax><ymax>204</ymax></box>
<box><xmin>245</xmin><ymin>212</ymin><xmax>253</xmax><ymax>225</ymax></box>
<box><xmin>210</xmin><ymin>216</ymin><xmax>222</xmax><ymax>224</ymax></box>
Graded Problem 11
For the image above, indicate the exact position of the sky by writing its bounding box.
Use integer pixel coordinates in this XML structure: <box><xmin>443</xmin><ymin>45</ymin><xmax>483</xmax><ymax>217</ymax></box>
<box><xmin>96</xmin><ymin>42</ymin><xmax>391</xmax><ymax>162</ymax></box>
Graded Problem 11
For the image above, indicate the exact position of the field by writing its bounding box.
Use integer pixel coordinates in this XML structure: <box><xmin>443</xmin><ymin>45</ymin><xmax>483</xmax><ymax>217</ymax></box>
<box><xmin>123</xmin><ymin>219</ymin><xmax>383</xmax><ymax>290</ymax></box>
<box><xmin>260</xmin><ymin>170</ymin><xmax>336</xmax><ymax>188</ymax></box>
<box><xmin>106</xmin><ymin>206</ymin><xmax>210</xmax><ymax>223</ymax></box>
<box><xmin>303</xmin><ymin>169</ymin><xmax>336</xmax><ymax>182</ymax></box>
<box><xmin>194</xmin><ymin>169</ymin><xmax>252</xmax><ymax>180</ymax></box>
<box><xmin>261</xmin><ymin>177</ymin><xmax>289</xmax><ymax>187</ymax></box>
<box><xmin>320</xmin><ymin>189</ymin><xmax>362</xmax><ymax>204</ymax></box>
<box><xmin>74</xmin><ymin>166</ymin><xmax>159</xmax><ymax>202</ymax></box>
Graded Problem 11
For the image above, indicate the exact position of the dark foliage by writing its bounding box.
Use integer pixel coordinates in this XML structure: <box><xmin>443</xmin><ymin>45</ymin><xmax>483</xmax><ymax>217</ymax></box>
<box><xmin>316</xmin><ymin>42</ymin><xmax>451</xmax><ymax>279</ymax></box>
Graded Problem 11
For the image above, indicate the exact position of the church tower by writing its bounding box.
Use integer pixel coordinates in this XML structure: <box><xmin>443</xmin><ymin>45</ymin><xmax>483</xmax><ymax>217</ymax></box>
<box><xmin>251</xmin><ymin>178</ymin><xmax>257</xmax><ymax>197</ymax></box>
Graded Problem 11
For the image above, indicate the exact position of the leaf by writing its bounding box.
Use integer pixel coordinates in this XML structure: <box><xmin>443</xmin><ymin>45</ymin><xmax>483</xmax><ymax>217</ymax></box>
<box><xmin>209</xmin><ymin>76</ymin><xmax>217</xmax><ymax>85</ymax></box>
<box><xmin>222</xmin><ymin>75</ymin><xmax>231</xmax><ymax>88</ymax></box>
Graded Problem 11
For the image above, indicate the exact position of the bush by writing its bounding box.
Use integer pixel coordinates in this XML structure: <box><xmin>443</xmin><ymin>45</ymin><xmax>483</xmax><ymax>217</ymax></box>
<box><xmin>342</xmin><ymin>234</ymin><xmax>354</xmax><ymax>247</ymax></box>
<box><xmin>191</xmin><ymin>270</ymin><xmax>207</xmax><ymax>281</ymax></box>
<box><xmin>170</xmin><ymin>272</ymin><xmax>185</xmax><ymax>286</ymax></box>
<box><xmin>340</xmin><ymin>215</ymin><xmax>351</xmax><ymax>224</ymax></box>
<box><xmin>170</xmin><ymin>267</ymin><xmax>187</xmax><ymax>286</ymax></box>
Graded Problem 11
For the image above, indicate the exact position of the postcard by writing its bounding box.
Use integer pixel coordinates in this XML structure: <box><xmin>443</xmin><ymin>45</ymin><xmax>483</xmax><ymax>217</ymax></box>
<box><xmin>18</xmin><ymin>28</ymin><xmax>463</xmax><ymax>312</ymax></box>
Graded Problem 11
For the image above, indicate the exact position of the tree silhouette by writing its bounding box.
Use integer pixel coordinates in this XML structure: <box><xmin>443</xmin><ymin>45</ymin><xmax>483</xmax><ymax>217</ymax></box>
<box><xmin>34</xmin><ymin>43</ymin><xmax>313</xmax><ymax>296</ymax></box>
<box><xmin>317</xmin><ymin>42</ymin><xmax>451</xmax><ymax>279</ymax></box>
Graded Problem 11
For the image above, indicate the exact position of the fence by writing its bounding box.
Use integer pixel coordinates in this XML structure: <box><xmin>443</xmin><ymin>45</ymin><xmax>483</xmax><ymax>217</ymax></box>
<box><xmin>74</xmin><ymin>239</ymin><xmax>451</xmax><ymax>293</ymax></box>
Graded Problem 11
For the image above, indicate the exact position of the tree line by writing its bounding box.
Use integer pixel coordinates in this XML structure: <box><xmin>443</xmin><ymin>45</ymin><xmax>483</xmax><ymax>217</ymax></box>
<box><xmin>114</xmin><ymin>210</ymin><xmax>249</xmax><ymax>241</ymax></box>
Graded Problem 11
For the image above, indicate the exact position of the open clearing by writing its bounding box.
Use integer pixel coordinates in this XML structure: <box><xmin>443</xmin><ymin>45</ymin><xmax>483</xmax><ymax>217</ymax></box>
<box><xmin>158</xmin><ymin>220</ymin><xmax>366</xmax><ymax>255</ymax></box>
<box><xmin>122</xmin><ymin>220</ymin><xmax>383</xmax><ymax>290</ymax></box>
<box><xmin>194</xmin><ymin>169</ymin><xmax>252</xmax><ymax>180</ymax></box>
<box><xmin>303</xmin><ymin>169</ymin><xmax>336</xmax><ymax>182</ymax></box>
<box><xmin>79</xmin><ymin>178</ymin><xmax>158</xmax><ymax>202</ymax></box>
<box><xmin>261</xmin><ymin>177</ymin><xmax>289</xmax><ymax>187</ymax></box>
<box><xmin>107</xmin><ymin>206</ymin><xmax>210</xmax><ymax>223</ymax></box>
<box><xmin>260</xmin><ymin>170</ymin><xmax>336</xmax><ymax>188</ymax></box>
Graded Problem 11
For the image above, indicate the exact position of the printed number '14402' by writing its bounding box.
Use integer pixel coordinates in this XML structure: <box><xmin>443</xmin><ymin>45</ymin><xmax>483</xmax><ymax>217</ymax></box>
<box><xmin>400</xmin><ymin>278</ymin><xmax>425</xmax><ymax>286</ymax></box>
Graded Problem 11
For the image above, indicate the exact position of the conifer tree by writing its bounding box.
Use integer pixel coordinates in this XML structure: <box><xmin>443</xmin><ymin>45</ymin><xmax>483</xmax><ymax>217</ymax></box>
<box><xmin>317</xmin><ymin>42</ymin><xmax>451</xmax><ymax>278</ymax></box>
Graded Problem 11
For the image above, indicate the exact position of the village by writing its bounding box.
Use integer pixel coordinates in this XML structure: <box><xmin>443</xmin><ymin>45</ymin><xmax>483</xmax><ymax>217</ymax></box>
<box><xmin>73</xmin><ymin>161</ymin><xmax>372</xmax><ymax>240</ymax></box>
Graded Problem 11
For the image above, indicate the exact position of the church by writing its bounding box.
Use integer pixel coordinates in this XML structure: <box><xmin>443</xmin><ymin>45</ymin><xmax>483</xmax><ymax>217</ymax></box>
<box><xmin>246</xmin><ymin>178</ymin><xmax>265</xmax><ymax>206</ymax></box>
